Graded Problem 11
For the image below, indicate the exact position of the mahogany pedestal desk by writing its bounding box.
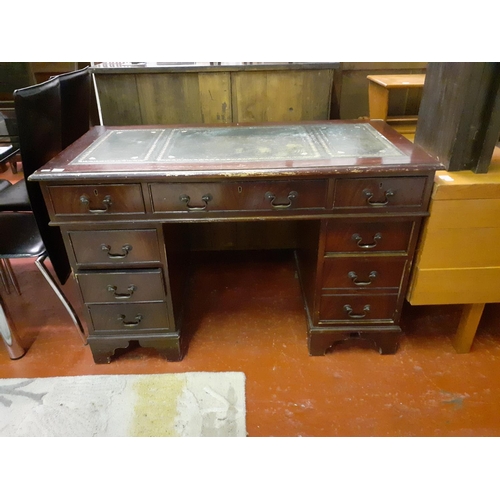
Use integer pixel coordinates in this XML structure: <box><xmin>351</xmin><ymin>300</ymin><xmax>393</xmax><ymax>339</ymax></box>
<box><xmin>30</xmin><ymin>120</ymin><xmax>440</xmax><ymax>363</ymax></box>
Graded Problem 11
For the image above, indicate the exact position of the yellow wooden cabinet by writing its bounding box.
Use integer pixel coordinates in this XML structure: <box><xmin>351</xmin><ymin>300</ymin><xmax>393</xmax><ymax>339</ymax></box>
<box><xmin>407</xmin><ymin>147</ymin><xmax>500</xmax><ymax>351</ymax></box>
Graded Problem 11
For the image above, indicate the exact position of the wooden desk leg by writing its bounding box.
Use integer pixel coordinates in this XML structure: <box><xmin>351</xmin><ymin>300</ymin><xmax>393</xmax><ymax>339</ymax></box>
<box><xmin>451</xmin><ymin>303</ymin><xmax>485</xmax><ymax>353</ymax></box>
<box><xmin>368</xmin><ymin>81</ymin><xmax>389</xmax><ymax>120</ymax></box>
<box><xmin>0</xmin><ymin>295</ymin><xmax>26</xmax><ymax>359</ymax></box>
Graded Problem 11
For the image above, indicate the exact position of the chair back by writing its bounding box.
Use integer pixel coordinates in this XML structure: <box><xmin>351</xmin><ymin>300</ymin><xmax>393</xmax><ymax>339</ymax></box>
<box><xmin>14</xmin><ymin>69</ymin><xmax>95</xmax><ymax>284</ymax></box>
<box><xmin>59</xmin><ymin>67</ymin><xmax>93</xmax><ymax>149</ymax></box>
<box><xmin>14</xmin><ymin>78</ymin><xmax>69</xmax><ymax>283</ymax></box>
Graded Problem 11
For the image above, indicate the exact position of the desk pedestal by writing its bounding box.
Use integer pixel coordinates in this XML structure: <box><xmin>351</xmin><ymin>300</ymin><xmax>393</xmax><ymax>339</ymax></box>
<box><xmin>33</xmin><ymin>121</ymin><xmax>439</xmax><ymax>363</ymax></box>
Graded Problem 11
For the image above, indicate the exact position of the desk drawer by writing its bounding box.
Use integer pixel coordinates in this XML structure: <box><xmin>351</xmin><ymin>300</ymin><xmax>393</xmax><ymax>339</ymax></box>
<box><xmin>333</xmin><ymin>177</ymin><xmax>427</xmax><ymax>210</ymax></box>
<box><xmin>77</xmin><ymin>269</ymin><xmax>166</xmax><ymax>303</ymax></box>
<box><xmin>322</xmin><ymin>257</ymin><xmax>406</xmax><ymax>290</ymax></box>
<box><xmin>88</xmin><ymin>303</ymin><xmax>170</xmax><ymax>332</ymax></box>
<box><xmin>150</xmin><ymin>180</ymin><xmax>327</xmax><ymax>213</ymax></box>
<box><xmin>48</xmin><ymin>184</ymin><xmax>145</xmax><ymax>215</ymax></box>
<box><xmin>324</xmin><ymin>220</ymin><xmax>414</xmax><ymax>253</ymax></box>
<box><xmin>68</xmin><ymin>229</ymin><xmax>161</xmax><ymax>265</ymax></box>
<box><xmin>319</xmin><ymin>294</ymin><xmax>399</xmax><ymax>323</ymax></box>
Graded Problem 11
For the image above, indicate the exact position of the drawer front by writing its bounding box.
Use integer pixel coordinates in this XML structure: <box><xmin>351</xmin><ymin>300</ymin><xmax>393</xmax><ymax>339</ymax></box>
<box><xmin>150</xmin><ymin>180</ymin><xmax>327</xmax><ymax>213</ymax></box>
<box><xmin>319</xmin><ymin>294</ymin><xmax>399</xmax><ymax>323</ymax></box>
<box><xmin>322</xmin><ymin>257</ymin><xmax>406</xmax><ymax>290</ymax></box>
<box><xmin>333</xmin><ymin>177</ymin><xmax>427</xmax><ymax>209</ymax></box>
<box><xmin>88</xmin><ymin>303</ymin><xmax>170</xmax><ymax>332</ymax></box>
<box><xmin>48</xmin><ymin>184</ymin><xmax>145</xmax><ymax>215</ymax></box>
<box><xmin>77</xmin><ymin>269</ymin><xmax>165</xmax><ymax>303</ymax></box>
<box><xmin>324</xmin><ymin>220</ymin><xmax>414</xmax><ymax>253</ymax></box>
<box><xmin>68</xmin><ymin>229</ymin><xmax>161</xmax><ymax>265</ymax></box>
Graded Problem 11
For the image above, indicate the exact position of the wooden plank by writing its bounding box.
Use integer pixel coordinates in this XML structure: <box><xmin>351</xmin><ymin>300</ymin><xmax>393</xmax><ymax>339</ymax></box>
<box><xmin>198</xmin><ymin>72</ymin><xmax>232</xmax><ymax>123</ymax></box>
<box><xmin>474</xmin><ymin>68</ymin><xmax>500</xmax><ymax>173</ymax></box>
<box><xmin>407</xmin><ymin>267</ymin><xmax>500</xmax><ymax>305</ymax></box>
<box><xmin>368</xmin><ymin>80</ymin><xmax>389</xmax><ymax>119</ymax></box>
<box><xmin>451</xmin><ymin>303</ymin><xmax>486</xmax><ymax>353</ymax></box>
<box><xmin>136</xmin><ymin>73</ymin><xmax>202</xmax><ymax>124</ymax></box>
<box><xmin>432</xmin><ymin>157</ymin><xmax>500</xmax><ymax>200</ymax></box>
<box><xmin>387</xmin><ymin>117</ymin><xmax>419</xmax><ymax>136</ymax></box>
<box><xmin>415</xmin><ymin>62</ymin><xmax>500</xmax><ymax>173</ymax></box>
<box><xmin>415</xmin><ymin>63</ymin><xmax>475</xmax><ymax>170</ymax></box>
<box><xmin>99</xmin><ymin>72</ymin><xmax>231</xmax><ymax>125</ymax></box>
<box><xmin>265</xmin><ymin>70</ymin><xmax>305</xmax><ymax>121</ymax></box>
<box><xmin>95</xmin><ymin>74</ymin><xmax>142</xmax><ymax>125</ymax></box>
<box><xmin>423</xmin><ymin>198</ymin><xmax>500</xmax><ymax>230</ymax></box>
<box><xmin>31</xmin><ymin>62</ymin><xmax>78</xmax><ymax>73</ymax></box>
<box><xmin>366</xmin><ymin>74</ymin><xmax>425</xmax><ymax>88</ymax></box>
<box><xmin>342</xmin><ymin>62</ymin><xmax>427</xmax><ymax>72</ymax></box>
<box><xmin>231</xmin><ymin>71</ymin><xmax>267</xmax><ymax>122</ymax></box>
<box><xmin>231</xmin><ymin>70</ymin><xmax>333</xmax><ymax>123</ymax></box>
<box><xmin>298</xmin><ymin>69</ymin><xmax>333</xmax><ymax>120</ymax></box>
<box><xmin>417</xmin><ymin>227</ymin><xmax>500</xmax><ymax>268</ymax></box>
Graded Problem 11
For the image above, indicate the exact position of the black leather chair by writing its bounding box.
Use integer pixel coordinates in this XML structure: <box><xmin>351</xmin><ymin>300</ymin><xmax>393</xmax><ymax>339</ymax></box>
<box><xmin>14</xmin><ymin>77</ymin><xmax>71</xmax><ymax>282</ymax></box>
<box><xmin>0</xmin><ymin>212</ymin><xmax>85</xmax><ymax>358</ymax></box>
<box><xmin>0</xmin><ymin>63</ymin><xmax>35</xmax><ymax>175</ymax></box>
<box><xmin>14</xmin><ymin>67</ymin><xmax>94</xmax><ymax>284</ymax></box>
<box><xmin>59</xmin><ymin>67</ymin><xmax>94</xmax><ymax>149</ymax></box>
<box><xmin>0</xmin><ymin>67</ymin><xmax>94</xmax><ymax>215</ymax></box>
<box><xmin>0</xmin><ymin>70</ymin><xmax>95</xmax><ymax>355</ymax></box>
<box><xmin>0</xmin><ymin>179</ymin><xmax>30</xmax><ymax>211</ymax></box>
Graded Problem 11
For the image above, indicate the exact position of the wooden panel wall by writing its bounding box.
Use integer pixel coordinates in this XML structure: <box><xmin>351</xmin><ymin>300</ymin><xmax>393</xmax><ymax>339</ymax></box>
<box><xmin>231</xmin><ymin>69</ymin><xmax>334</xmax><ymax>122</ymax></box>
<box><xmin>97</xmin><ymin>72</ymin><xmax>233</xmax><ymax>125</ymax></box>
<box><xmin>97</xmin><ymin>74</ymin><xmax>143</xmax><ymax>124</ymax></box>
<box><xmin>95</xmin><ymin>68</ymin><xmax>334</xmax><ymax>126</ymax></box>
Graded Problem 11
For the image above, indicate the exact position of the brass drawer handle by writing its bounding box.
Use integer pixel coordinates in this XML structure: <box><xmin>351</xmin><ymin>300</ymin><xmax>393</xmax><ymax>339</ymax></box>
<box><xmin>80</xmin><ymin>194</ymin><xmax>112</xmax><ymax>213</ymax></box>
<box><xmin>348</xmin><ymin>271</ymin><xmax>378</xmax><ymax>286</ymax></box>
<box><xmin>117</xmin><ymin>314</ymin><xmax>143</xmax><ymax>327</ymax></box>
<box><xmin>265</xmin><ymin>190</ymin><xmax>298</xmax><ymax>209</ymax></box>
<box><xmin>352</xmin><ymin>232</ymin><xmax>382</xmax><ymax>249</ymax></box>
<box><xmin>107</xmin><ymin>284</ymin><xmax>137</xmax><ymax>299</ymax></box>
<box><xmin>343</xmin><ymin>304</ymin><xmax>370</xmax><ymax>319</ymax></box>
<box><xmin>363</xmin><ymin>188</ymin><xmax>394</xmax><ymax>207</ymax></box>
<box><xmin>179</xmin><ymin>194</ymin><xmax>212</xmax><ymax>211</ymax></box>
<box><xmin>101</xmin><ymin>244</ymin><xmax>132</xmax><ymax>259</ymax></box>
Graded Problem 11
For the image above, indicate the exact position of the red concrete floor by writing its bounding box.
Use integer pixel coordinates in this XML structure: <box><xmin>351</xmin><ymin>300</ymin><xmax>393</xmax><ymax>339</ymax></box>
<box><xmin>1</xmin><ymin>248</ymin><xmax>500</xmax><ymax>437</ymax></box>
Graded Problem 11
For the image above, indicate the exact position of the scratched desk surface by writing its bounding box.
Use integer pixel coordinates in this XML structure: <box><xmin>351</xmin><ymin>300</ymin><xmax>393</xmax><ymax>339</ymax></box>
<box><xmin>70</xmin><ymin>123</ymin><xmax>405</xmax><ymax>165</ymax></box>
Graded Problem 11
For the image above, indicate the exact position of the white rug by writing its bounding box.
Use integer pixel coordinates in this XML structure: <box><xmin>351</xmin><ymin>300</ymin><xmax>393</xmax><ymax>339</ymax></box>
<box><xmin>0</xmin><ymin>372</ymin><xmax>246</xmax><ymax>437</ymax></box>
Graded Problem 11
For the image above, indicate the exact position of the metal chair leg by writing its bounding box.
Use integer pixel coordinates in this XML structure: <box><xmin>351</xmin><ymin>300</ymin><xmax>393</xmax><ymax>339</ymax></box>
<box><xmin>0</xmin><ymin>294</ymin><xmax>26</xmax><ymax>359</ymax></box>
<box><xmin>35</xmin><ymin>253</ymin><xmax>88</xmax><ymax>346</ymax></box>
<box><xmin>0</xmin><ymin>260</ymin><xmax>11</xmax><ymax>294</ymax></box>
<box><xmin>3</xmin><ymin>259</ymin><xmax>22</xmax><ymax>295</ymax></box>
